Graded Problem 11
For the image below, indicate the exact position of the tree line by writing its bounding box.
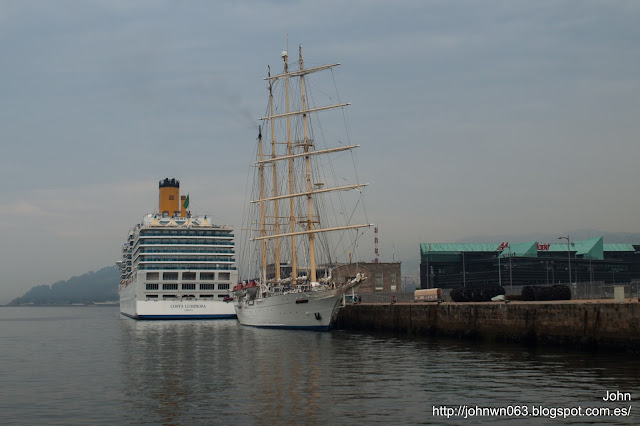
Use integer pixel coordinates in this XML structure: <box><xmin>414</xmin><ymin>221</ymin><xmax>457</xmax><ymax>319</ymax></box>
<box><xmin>8</xmin><ymin>266</ymin><xmax>119</xmax><ymax>305</ymax></box>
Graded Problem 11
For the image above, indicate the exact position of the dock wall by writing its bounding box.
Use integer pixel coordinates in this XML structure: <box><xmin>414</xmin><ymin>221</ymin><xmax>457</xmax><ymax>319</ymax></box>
<box><xmin>335</xmin><ymin>302</ymin><xmax>640</xmax><ymax>351</ymax></box>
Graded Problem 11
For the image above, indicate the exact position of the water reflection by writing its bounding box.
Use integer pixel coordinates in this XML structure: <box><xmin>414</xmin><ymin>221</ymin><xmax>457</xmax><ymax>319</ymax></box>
<box><xmin>118</xmin><ymin>318</ymin><xmax>640</xmax><ymax>425</ymax></box>
<box><xmin>119</xmin><ymin>319</ymin><xmax>240</xmax><ymax>424</ymax></box>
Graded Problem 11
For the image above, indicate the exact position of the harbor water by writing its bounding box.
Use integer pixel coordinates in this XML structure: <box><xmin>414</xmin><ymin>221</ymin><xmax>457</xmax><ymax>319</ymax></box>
<box><xmin>1</xmin><ymin>306</ymin><xmax>638</xmax><ymax>425</ymax></box>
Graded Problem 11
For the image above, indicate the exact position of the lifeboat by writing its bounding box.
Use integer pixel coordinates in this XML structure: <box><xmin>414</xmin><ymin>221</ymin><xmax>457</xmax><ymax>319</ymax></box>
<box><xmin>233</xmin><ymin>282</ymin><xmax>247</xmax><ymax>297</ymax></box>
<box><xmin>245</xmin><ymin>280</ymin><xmax>259</xmax><ymax>299</ymax></box>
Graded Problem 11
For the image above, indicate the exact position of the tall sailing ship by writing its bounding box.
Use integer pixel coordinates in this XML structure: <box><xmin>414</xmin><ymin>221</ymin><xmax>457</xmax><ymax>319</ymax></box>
<box><xmin>118</xmin><ymin>178</ymin><xmax>237</xmax><ymax>320</ymax></box>
<box><xmin>233</xmin><ymin>46</ymin><xmax>372</xmax><ymax>330</ymax></box>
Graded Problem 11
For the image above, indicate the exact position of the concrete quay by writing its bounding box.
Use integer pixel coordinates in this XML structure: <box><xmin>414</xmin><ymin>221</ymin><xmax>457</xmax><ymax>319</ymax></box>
<box><xmin>335</xmin><ymin>300</ymin><xmax>640</xmax><ymax>352</ymax></box>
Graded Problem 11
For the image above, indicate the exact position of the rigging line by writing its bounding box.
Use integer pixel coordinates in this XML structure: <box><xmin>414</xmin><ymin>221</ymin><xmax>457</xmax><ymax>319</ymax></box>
<box><xmin>331</xmin><ymin>68</ymin><xmax>352</xmax><ymax>146</ymax></box>
<box><xmin>305</xmin><ymin>77</ymin><xmax>336</xmax><ymax>119</ymax></box>
<box><xmin>305</xmin><ymin>104</ymin><xmax>349</xmax><ymax>241</ymax></box>
<box><xmin>327</xmin><ymin>67</ymin><xmax>367</xmax><ymax>224</ymax></box>
<box><xmin>310</xmin><ymin>152</ymin><xmax>347</xmax><ymax>257</ymax></box>
<box><xmin>305</xmin><ymin>81</ymin><xmax>350</xmax><ymax>150</ymax></box>
<box><xmin>330</xmin><ymin>197</ymin><xmax>361</xmax><ymax>257</ymax></box>
<box><xmin>240</xmin><ymin>136</ymin><xmax>265</xmax><ymax>280</ymax></box>
<box><xmin>310</xmin><ymin>177</ymin><xmax>336</xmax><ymax>264</ymax></box>
<box><xmin>326</xmin><ymin>69</ymin><xmax>355</xmax><ymax>227</ymax></box>
<box><xmin>352</xmin><ymin>228</ymin><xmax>367</xmax><ymax>259</ymax></box>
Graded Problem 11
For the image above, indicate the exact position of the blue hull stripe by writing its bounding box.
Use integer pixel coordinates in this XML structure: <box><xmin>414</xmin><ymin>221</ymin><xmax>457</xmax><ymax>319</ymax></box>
<box><xmin>121</xmin><ymin>312</ymin><xmax>237</xmax><ymax>320</ymax></box>
<box><xmin>241</xmin><ymin>324</ymin><xmax>331</xmax><ymax>331</ymax></box>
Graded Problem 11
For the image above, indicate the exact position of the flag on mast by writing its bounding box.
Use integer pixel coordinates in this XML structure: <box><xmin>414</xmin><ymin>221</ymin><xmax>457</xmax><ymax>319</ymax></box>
<box><xmin>183</xmin><ymin>193</ymin><xmax>190</xmax><ymax>209</ymax></box>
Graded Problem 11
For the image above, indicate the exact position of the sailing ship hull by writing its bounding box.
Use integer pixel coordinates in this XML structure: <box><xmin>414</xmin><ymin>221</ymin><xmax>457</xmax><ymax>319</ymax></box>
<box><xmin>234</xmin><ymin>291</ymin><xmax>343</xmax><ymax>330</ymax></box>
<box><xmin>120</xmin><ymin>281</ymin><xmax>236</xmax><ymax>320</ymax></box>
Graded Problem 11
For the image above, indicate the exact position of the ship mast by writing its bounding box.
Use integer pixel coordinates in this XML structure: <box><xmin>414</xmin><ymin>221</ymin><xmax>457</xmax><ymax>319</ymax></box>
<box><xmin>253</xmin><ymin>47</ymin><xmax>373</xmax><ymax>282</ymax></box>
<box><xmin>284</xmin><ymin>51</ymin><xmax>297</xmax><ymax>281</ymax></box>
<box><xmin>298</xmin><ymin>46</ymin><xmax>318</xmax><ymax>282</ymax></box>
<box><xmin>258</xmin><ymin>125</ymin><xmax>267</xmax><ymax>282</ymax></box>
<box><xmin>268</xmin><ymin>66</ymin><xmax>281</xmax><ymax>281</ymax></box>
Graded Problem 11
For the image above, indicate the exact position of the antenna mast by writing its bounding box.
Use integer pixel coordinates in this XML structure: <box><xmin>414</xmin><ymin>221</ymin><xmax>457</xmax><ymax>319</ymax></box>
<box><xmin>374</xmin><ymin>226</ymin><xmax>379</xmax><ymax>263</ymax></box>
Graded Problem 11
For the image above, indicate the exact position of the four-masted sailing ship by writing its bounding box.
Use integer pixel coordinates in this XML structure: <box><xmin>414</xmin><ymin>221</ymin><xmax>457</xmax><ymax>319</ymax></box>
<box><xmin>233</xmin><ymin>46</ymin><xmax>372</xmax><ymax>330</ymax></box>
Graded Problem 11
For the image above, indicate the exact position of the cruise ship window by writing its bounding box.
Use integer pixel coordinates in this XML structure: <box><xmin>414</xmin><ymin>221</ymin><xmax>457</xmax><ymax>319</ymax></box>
<box><xmin>182</xmin><ymin>272</ymin><xmax>196</xmax><ymax>280</ymax></box>
<box><xmin>219</xmin><ymin>272</ymin><xmax>231</xmax><ymax>280</ymax></box>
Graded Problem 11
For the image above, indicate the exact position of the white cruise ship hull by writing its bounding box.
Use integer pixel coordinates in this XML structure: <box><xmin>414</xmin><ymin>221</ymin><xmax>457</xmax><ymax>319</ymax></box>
<box><xmin>117</xmin><ymin>180</ymin><xmax>238</xmax><ymax>321</ymax></box>
<box><xmin>119</xmin><ymin>281</ymin><xmax>236</xmax><ymax>320</ymax></box>
<box><xmin>234</xmin><ymin>290</ymin><xmax>343</xmax><ymax>330</ymax></box>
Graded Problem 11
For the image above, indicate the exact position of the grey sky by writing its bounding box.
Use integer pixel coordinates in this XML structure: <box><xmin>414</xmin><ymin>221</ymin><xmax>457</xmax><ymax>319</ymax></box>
<box><xmin>1</xmin><ymin>0</ymin><xmax>639</xmax><ymax>303</ymax></box>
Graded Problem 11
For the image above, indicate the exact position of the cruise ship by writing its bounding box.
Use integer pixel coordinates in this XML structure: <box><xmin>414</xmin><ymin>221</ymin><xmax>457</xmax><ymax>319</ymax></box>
<box><xmin>118</xmin><ymin>178</ymin><xmax>237</xmax><ymax>320</ymax></box>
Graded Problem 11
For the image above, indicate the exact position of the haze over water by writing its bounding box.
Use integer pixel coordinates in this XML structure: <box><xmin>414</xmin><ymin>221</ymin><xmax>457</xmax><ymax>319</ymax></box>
<box><xmin>2</xmin><ymin>306</ymin><xmax>638</xmax><ymax>424</ymax></box>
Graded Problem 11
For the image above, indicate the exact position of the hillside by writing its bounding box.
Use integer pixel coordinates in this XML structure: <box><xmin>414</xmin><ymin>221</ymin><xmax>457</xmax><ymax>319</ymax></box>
<box><xmin>8</xmin><ymin>266</ymin><xmax>119</xmax><ymax>305</ymax></box>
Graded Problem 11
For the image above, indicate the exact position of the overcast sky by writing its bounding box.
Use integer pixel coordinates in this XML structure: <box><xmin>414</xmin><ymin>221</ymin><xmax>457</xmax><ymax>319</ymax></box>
<box><xmin>1</xmin><ymin>0</ymin><xmax>639</xmax><ymax>303</ymax></box>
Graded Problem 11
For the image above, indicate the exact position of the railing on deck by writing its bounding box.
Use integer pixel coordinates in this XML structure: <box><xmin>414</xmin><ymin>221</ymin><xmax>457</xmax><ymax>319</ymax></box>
<box><xmin>352</xmin><ymin>281</ymin><xmax>640</xmax><ymax>304</ymax></box>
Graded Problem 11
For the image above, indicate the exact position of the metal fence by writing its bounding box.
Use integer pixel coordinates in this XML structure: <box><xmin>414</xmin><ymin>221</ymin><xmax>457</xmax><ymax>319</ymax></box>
<box><xmin>499</xmin><ymin>281</ymin><xmax>640</xmax><ymax>300</ymax></box>
<box><xmin>570</xmin><ymin>281</ymin><xmax>640</xmax><ymax>300</ymax></box>
<box><xmin>355</xmin><ymin>281</ymin><xmax>640</xmax><ymax>303</ymax></box>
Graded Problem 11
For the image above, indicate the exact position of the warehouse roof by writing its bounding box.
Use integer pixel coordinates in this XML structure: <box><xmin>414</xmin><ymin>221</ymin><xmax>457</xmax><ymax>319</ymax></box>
<box><xmin>420</xmin><ymin>237</ymin><xmax>636</xmax><ymax>261</ymax></box>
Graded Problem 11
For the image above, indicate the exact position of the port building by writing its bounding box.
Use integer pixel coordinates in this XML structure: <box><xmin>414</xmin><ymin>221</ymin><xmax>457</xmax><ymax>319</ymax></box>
<box><xmin>420</xmin><ymin>237</ymin><xmax>640</xmax><ymax>289</ymax></box>
<box><xmin>266</xmin><ymin>261</ymin><xmax>402</xmax><ymax>293</ymax></box>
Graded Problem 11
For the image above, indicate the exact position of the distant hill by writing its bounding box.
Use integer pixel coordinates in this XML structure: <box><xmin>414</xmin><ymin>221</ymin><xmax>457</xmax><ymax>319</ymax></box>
<box><xmin>8</xmin><ymin>266</ymin><xmax>119</xmax><ymax>306</ymax></box>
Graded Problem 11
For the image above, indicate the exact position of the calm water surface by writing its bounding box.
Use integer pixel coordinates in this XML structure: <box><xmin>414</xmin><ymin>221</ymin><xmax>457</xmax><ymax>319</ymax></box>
<box><xmin>1</xmin><ymin>306</ymin><xmax>638</xmax><ymax>425</ymax></box>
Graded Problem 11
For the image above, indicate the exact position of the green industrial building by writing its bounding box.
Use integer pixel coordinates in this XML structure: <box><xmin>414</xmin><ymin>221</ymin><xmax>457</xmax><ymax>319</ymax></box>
<box><xmin>420</xmin><ymin>237</ymin><xmax>640</xmax><ymax>289</ymax></box>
